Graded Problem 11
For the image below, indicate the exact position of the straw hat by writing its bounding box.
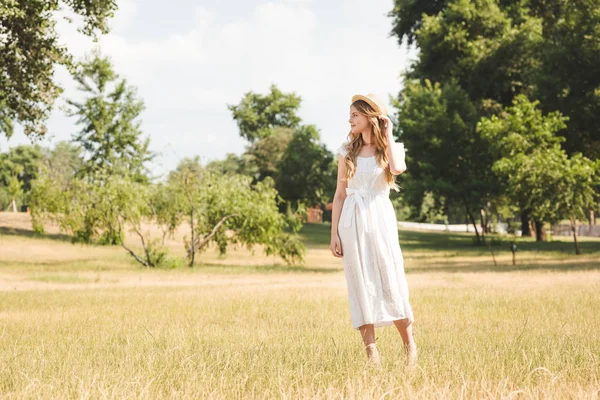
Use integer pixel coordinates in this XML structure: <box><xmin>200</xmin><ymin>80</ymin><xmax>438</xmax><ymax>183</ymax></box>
<box><xmin>351</xmin><ymin>93</ymin><xmax>387</xmax><ymax>116</ymax></box>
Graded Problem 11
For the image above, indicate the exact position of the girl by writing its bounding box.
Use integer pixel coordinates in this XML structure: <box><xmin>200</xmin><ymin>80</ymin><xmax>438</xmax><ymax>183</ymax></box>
<box><xmin>330</xmin><ymin>93</ymin><xmax>416</xmax><ymax>367</ymax></box>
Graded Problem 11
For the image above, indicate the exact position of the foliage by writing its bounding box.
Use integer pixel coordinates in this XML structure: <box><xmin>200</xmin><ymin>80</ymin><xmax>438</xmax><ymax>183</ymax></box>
<box><xmin>243</xmin><ymin>126</ymin><xmax>294</xmax><ymax>182</ymax></box>
<box><xmin>228</xmin><ymin>86</ymin><xmax>338</xmax><ymax>213</ymax></box>
<box><xmin>30</xmin><ymin>168</ymin><xmax>169</xmax><ymax>267</ymax></box>
<box><xmin>410</xmin><ymin>0</ymin><xmax>542</xmax><ymax>106</ymax></box>
<box><xmin>0</xmin><ymin>0</ymin><xmax>117</xmax><ymax>137</ymax></box>
<box><xmin>0</xmin><ymin>145</ymin><xmax>43</xmax><ymax>210</ymax></box>
<box><xmin>388</xmin><ymin>0</ymin><xmax>447</xmax><ymax>45</ymax></box>
<box><xmin>419</xmin><ymin>191</ymin><xmax>447</xmax><ymax>224</ymax></box>
<box><xmin>394</xmin><ymin>79</ymin><xmax>499</xmax><ymax>241</ymax></box>
<box><xmin>66</xmin><ymin>49</ymin><xmax>153</xmax><ymax>183</ymax></box>
<box><xmin>478</xmin><ymin>95</ymin><xmax>600</xmax><ymax>249</ymax></box>
<box><xmin>529</xmin><ymin>0</ymin><xmax>600</xmax><ymax>158</ymax></box>
<box><xmin>275</xmin><ymin>125</ymin><xmax>335</xmax><ymax>210</ymax></box>
<box><xmin>167</xmin><ymin>160</ymin><xmax>306</xmax><ymax>266</ymax></box>
<box><xmin>227</xmin><ymin>84</ymin><xmax>302</xmax><ymax>143</ymax></box>
<box><xmin>0</xmin><ymin>145</ymin><xmax>43</xmax><ymax>193</ymax></box>
<box><xmin>388</xmin><ymin>0</ymin><xmax>600</xmax><ymax>159</ymax></box>
<box><xmin>6</xmin><ymin>166</ymin><xmax>24</xmax><ymax>212</ymax></box>
<box><xmin>205</xmin><ymin>153</ymin><xmax>247</xmax><ymax>176</ymax></box>
<box><xmin>39</xmin><ymin>141</ymin><xmax>83</xmax><ymax>184</ymax></box>
<box><xmin>477</xmin><ymin>95</ymin><xmax>567</xmax><ymax>222</ymax></box>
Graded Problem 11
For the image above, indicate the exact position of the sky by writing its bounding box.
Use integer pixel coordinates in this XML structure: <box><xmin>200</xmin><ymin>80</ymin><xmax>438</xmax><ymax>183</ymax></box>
<box><xmin>1</xmin><ymin>0</ymin><xmax>418</xmax><ymax>179</ymax></box>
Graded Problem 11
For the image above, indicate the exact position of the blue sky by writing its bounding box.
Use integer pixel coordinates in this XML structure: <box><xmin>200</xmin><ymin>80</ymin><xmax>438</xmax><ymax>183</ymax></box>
<box><xmin>1</xmin><ymin>0</ymin><xmax>417</xmax><ymax>179</ymax></box>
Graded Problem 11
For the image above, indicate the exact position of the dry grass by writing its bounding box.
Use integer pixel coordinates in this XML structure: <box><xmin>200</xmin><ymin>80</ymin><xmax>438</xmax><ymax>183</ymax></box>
<box><xmin>1</xmin><ymin>212</ymin><xmax>600</xmax><ymax>398</ymax></box>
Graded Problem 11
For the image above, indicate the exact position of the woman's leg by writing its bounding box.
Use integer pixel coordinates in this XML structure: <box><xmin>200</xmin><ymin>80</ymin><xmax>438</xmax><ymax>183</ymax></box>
<box><xmin>359</xmin><ymin>323</ymin><xmax>375</xmax><ymax>346</ymax></box>
<box><xmin>393</xmin><ymin>318</ymin><xmax>414</xmax><ymax>345</ymax></box>
<box><xmin>393</xmin><ymin>318</ymin><xmax>417</xmax><ymax>365</ymax></box>
<box><xmin>359</xmin><ymin>324</ymin><xmax>380</xmax><ymax>364</ymax></box>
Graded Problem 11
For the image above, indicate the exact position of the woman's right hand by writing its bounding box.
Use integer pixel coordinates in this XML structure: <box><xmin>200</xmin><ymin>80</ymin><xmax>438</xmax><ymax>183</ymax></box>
<box><xmin>330</xmin><ymin>234</ymin><xmax>343</xmax><ymax>258</ymax></box>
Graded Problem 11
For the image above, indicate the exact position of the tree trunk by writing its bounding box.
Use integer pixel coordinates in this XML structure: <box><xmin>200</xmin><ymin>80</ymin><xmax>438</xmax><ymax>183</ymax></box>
<box><xmin>186</xmin><ymin>213</ymin><xmax>240</xmax><ymax>262</ymax></box>
<box><xmin>479</xmin><ymin>208</ymin><xmax>486</xmax><ymax>243</ymax></box>
<box><xmin>184</xmin><ymin>174</ymin><xmax>196</xmax><ymax>267</ymax></box>
<box><xmin>464</xmin><ymin>200</ymin><xmax>482</xmax><ymax>245</ymax></box>
<box><xmin>188</xmin><ymin>206</ymin><xmax>195</xmax><ymax>267</ymax></box>
<box><xmin>534</xmin><ymin>219</ymin><xmax>546</xmax><ymax>242</ymax></box>
<box><xmin>520</xmin><ymin>210</ymin><xmax>530</xmax><ymax>237</ymax></box>
<box><xmin>11</xmin><ymin>198</ymin><xmax>17</xmax><ymax>212</ymax></box>
<box><xmin>570</xmin><ymin>218</ymin><xmax>581</xmax><ymax>255</ymax></box>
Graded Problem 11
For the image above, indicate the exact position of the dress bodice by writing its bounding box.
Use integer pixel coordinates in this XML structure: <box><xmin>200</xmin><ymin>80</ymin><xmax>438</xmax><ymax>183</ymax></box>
<box><xmin>335</xmin><ymin>141</ymin><xmax>406</xmax><ymax>195</ymax></box>
<box><xmin>336</xmin><ymin>142</ymin><xmax>406</xmax><ymax>234</ymax></box>
<box><xmin>348</xmin><ymin>156</ymin><xmax>391</xmax><ymax>195</ymax></box>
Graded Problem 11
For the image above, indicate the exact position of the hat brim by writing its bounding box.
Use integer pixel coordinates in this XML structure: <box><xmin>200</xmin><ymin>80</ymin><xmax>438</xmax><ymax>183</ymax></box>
<box><xmin>351</xmin><ymin>94</ymin><xmax>387</xmax><ymax>116</ymax></box>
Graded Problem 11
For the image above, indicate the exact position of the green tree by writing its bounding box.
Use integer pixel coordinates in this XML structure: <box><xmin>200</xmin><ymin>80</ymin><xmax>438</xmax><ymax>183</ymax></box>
<box><xmin>276</xmin><ymin>125</ymin><xmax>335</xmax><ymax>211</ymax></box>
<box><xmin>228</xmin><ymin>85</ymin><xmax>337</xmax><ymax>219</ymax></box>
<box><xmin>388</xmin><ymin>0</ymin><xmax>600</xmax><ymax>235</ymax></box>
<box><xmin>395</xmin><ymin>79</ymin><xmax>499</xmax><ymax>243</ymax></box>
<box><xmin>7</xmin><ymin>166</ymin><xmax>24</xmax><ymax>212</ymax></box>
<box><xmin>66</xmin><ymin>49</ymin><xmax>153</xmax><ymax>183</ymax></box>
<box><xmin>244</xmin><ymin>126</ymin><xmax>294</xmax><ymax>182</ymax></box>
<box><xmin>167</xmin><ymin>159</ymin><xmax>306</xmax><ymax>266</ymax></box>
<box><xmin>477</xmin><ymin>95</ymin><xmax>599</xmax><ymax>243</ymax></box>
<box><xmin>40</xmin><ymin>141</ymin><xmax>83</xmax><ymax>184</ymax></box>
<box><xmin>532</xmin><ymin>0</ymin><xmax>600</xmax><ymax>158</ymax></box>
<box><xmin>0</xmin><ymin>0</ymin><xmax>117</xmax><ymax>138</ymax></box>
<box><xmin>0</xmin><ymin>145</ymin><xmax>43</xmax><ymax>193</ymax></box>
<box><xmin>206</xmin><ymin>153</ymin><xmax>245</xmax><ymax>176</ymax></box>
<box><xmin>388</xmin><ymin>0</ymin><xmax>447</xmax><ymax>46</ymax></box>
<box><xmin>227</xmin><ymin>84</ymin><xmax>302</xmax><ymax>143</ymax></box>
<box><xmin>407</xmin><ymin>0</ymin><xmax>541</xmax><ymax>107</ymax></box>
<box><xmin>30</xmin><ymin>168</ymin><xmax>170</xmax><ymax>267</ymax></box>
<box><xmin>0</xmin><ymin>145</ymin><xmax>43</xmax><ymax>210</ymax></box>
<box><xmin>389</xmin><ymin>0</ymin><xmax>600</xmax><ymax>159</ymax></box>
<box><xmin>555</xmin><ymin>155</ymin><xmax>600</xmax><ymax>254</ymax></box>
<box><xmin>171</xmin><ymin>155</ymin><xmax>204</xmax><ymax>177</ymax></box>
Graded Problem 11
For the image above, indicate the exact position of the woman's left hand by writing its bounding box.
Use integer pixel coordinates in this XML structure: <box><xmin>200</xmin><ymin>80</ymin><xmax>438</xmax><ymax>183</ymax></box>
<box><xmin>378</xmin><ymin>115</ymin><xmax>393</xmax><ymax>142</ymax></box>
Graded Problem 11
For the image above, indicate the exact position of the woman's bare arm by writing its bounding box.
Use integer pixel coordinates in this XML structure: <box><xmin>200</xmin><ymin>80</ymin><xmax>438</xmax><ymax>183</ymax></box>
<box><xmin>331</xmin><ymin>155</ymin><xmax>348</xmax><ymax>239</ymax></box>
<box><xmin>387</xmin><ymin>142</ymin><xmax>407</xmax><ymax>176</ymax></box>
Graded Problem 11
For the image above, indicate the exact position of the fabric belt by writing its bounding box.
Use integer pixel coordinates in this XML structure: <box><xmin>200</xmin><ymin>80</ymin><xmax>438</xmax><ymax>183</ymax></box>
<box><xmin>341</xmin><ymin>188</ymin><xmax>388</xmax><ymax>233</ymax></box>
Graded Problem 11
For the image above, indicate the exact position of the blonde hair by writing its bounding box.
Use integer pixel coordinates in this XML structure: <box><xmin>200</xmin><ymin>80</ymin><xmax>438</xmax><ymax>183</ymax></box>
<box><xmin>341</xmin><ymin>100</ymin><xmax>400</xmax><ymax>192</ymax></box>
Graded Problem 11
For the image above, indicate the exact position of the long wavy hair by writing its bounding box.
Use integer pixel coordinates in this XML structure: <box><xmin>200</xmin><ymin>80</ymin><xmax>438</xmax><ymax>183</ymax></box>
<box><xmin>341</xmin><ymin>100</ymin><xmax>400</xmax><ymax>191</ymax></box>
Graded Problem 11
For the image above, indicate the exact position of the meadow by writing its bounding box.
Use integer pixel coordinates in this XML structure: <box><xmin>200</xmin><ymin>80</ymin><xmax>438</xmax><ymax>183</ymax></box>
<box><xmin>1</xmin><ymin>212</ymin><xmax>599</xmax><ymax>398</ymax></box>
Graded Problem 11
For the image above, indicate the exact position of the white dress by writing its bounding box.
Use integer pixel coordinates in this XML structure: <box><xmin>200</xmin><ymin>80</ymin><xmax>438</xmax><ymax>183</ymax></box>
<box><xmin>336</xmin><ymin>141</ymin><xmax>414</xmax><ymax>330</ymax></box>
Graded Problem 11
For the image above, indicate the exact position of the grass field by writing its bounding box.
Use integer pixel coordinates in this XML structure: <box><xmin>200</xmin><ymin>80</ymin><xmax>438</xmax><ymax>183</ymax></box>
<box><xmin>1</xmin><ymin>212</ymin><xmax>599</xmax><ymax>398</ymax></box>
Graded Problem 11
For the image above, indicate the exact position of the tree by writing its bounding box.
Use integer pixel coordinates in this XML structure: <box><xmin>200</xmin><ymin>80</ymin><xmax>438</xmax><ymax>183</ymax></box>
<box><xmin>276</xmin><ymin>125</ymin><xmax>335</xmax><ymax>211</ymax></box>
<box><xmin>30</xmin><ymin>168</ymin><xmax>170</xmax><ymax>267</ymax></box>
<box><xmin>205</xmin><ymin>153</ymin><xmax>246</xmax><ymax>176</ymax></box>
<box><xmin>227</xmin><ymin>84</ymin><xmax>302</xmax><ymax>143</ymax></box>
<box><xmin>0</xmin><ymin>0</ymin><xmax>117</xmax><ymax>138</ymax></box>
<box><xmin>243</xmin><ymin>126</ymin><xmax>294</xmax><ymax>182</ymax></box>
<box><xmin>388</xmin><ymin>0</ymin><xmax>447</xmax><ymax>46</ymax></box>
<box><xmin>531</xmin><ymin>0</ymin><xmax>600</xmax><ymax>159</ymax></box>
<box><xmin>228</xmin><ymin>85</ymin><xmax>337</xmax><ymax>218</ymax></box>
<box><xmin>0</xmin><ymin>145</ymin><xmax>43</xmax><ymax>210</ymax></box>
<box><xmin>167</xmin><ymin>160</ymin><xmax>306</xmax><ymax>266</ymax></box>
<box><xmin>394</xmin><ymin>79</ymin><xmax>499</xmax><ymax>243</ymax></box>
<box><xmin>0</xmin><ymin>145</ymin><xmax>43</xmax><ymax>193</ymax></box>
<box><xmin>389</xmin><ymin>0</ymin><xmax>544</xmax><ymax>236</ymax></box>
<box><xmin>7</xmin><ymin>166</ymin><xmax>24</xmax><ymax>212</ymax></box>
<box><xmin>406</xmin><ymin>0</ymin><xmax>541</xmax><ymax>107</ymax></box>
<box><xmin>388</xmin><ymin>0</ymin><xmax>600</xmax><ymax>159</ymax></box>
<box><xmin>66</xmin><ymin>49</ymin><xmax>153</xmax><ymax>183</ymax></box>
<box><xmin>477</xmin><ymin>95</ymin><xmax>599</xmax><ymax>244</ymax></box>
<box><xmin>555</xmin><ymin>155</ymin><xmax>600</xmax><ymax>254</ymax></box>
<box><xmin>40</xmin><ymin>141</ymin><xmax>83</xmax><ymax>184</ymax></box>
